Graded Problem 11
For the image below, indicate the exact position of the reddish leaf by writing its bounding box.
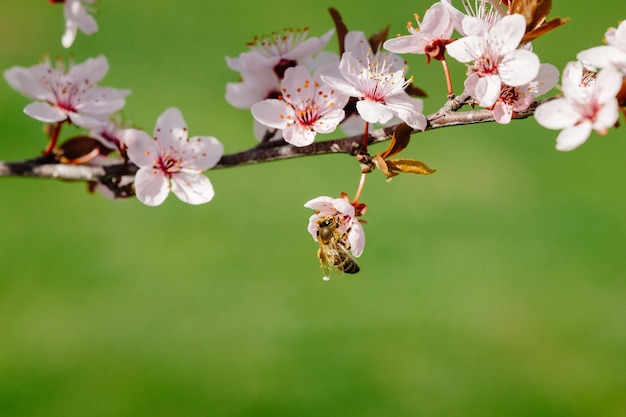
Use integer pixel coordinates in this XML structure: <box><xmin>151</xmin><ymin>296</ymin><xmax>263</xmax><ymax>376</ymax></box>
<box><xmin>369</xmin><ymin>25</ymin><xmax>390</xmax><ymax>51</ymax></box>
<box><xmin>56</xmin><ymin>136</ymin><xmax>102</xmax><ymax>164</ymax></box>
<box><xmin>379</xmin><ymin>123</ymin><xmax>412</xmax><ymax>159</ymax></box>
<box><xmin>511</xmin><ymin>0</ymin><xmax>568</xmax><ymax>43</ymax></box>
<box><xmin>328</xmin><ymin>8</ymin><xmax>348</xmax><ymax>55</ymax></box>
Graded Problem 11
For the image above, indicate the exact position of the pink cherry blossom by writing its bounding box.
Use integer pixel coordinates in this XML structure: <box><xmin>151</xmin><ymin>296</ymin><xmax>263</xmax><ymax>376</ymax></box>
<box><xmin>320</xmin><ymin>31</ymin><xmax>427</xmax><ymax>130</ymax></box>
<box><xmin>225</xmin><ymin>28</ymin><xmax>335</xmax><ymax>109</ymax></box>
<box><xmin>123</xmin><ymin>108</ymin><xmax>224</xmax><ymax>206</ymax></box>
<box><xmin>493</xmin><ymin>63</ymin><xmax>559</xmax><ymax>124</ymax></box>
<box><xmin>534</xmin><ymin>62</ymin><xmax>621</xmax><ymax>151</ymax></box>
<box><xmin>442</xmin><ymin>0</ymin><xmax>506</xmax><ymax>36</ymax></box>
<box><xmin>250</xmin><ymin>66</ymin><xmax>349</xmax><ymax>146</ymax></box>
<box><xmin>304</xmin><ymin>196</ymin><xmax>365</xmax><ymax>258</ymax></box>
<box><xmin>577</xmin><ymin>20</ymin><xmax>626</xmax><ymax>75</ymax></box>
<box><xmin>383</xmin><ymin>3</ymin><xmax>455</xmax><ymax>60</ymax></box>
<box><xmin>446</xmin><ymin>13</ymin><xmax>540</xmax><ymax>107</ymax></box>
<box><xmin>4</xmin><ymin>55</ymin><xmax>129</xmax><ymax>129</ymax></box>
<box><xmin>51</xmin><ymin>0</ymin><xmax>99</xmax><ymax>48</ymax></box>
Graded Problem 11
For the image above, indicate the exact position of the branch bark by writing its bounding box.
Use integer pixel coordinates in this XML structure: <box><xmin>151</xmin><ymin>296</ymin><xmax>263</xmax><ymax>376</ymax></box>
<box><xmin>0</xmin><ymin>98</ymin><xmax>546</xmax><ymax>195</ymax></box>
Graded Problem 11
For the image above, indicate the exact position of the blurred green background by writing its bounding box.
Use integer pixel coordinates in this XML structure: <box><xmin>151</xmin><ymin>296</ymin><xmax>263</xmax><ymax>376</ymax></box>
<box><xmin>1</xmin><ymin>1</ymin><xmax>625</xmax><ymax>416</ymax></box>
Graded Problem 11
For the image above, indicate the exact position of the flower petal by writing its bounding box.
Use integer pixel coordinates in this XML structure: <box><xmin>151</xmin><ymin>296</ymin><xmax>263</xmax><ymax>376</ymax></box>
<box><xmin>555</xmin><ymin>123</ymin><xmax>593</xmax><ymax>151</ymax></box>
<box><xmin>134</xmin><ymin>167</ymin><xmax>170</xmax><ymax>206</ymax></box>
<box><xmin>24</xmin><ymin>102</ymin><xmax>67</xmax><ymax>123</ymax></box>
<box><xmin>154</xmin><ymin>107</ymin><xmax>188</xmax><ymax>146</ymax></box>
<box><xmin>251</xmin><ymin>99</ymin><xmax>294</xmax><ymax>129</ymax></box>
<box><xmin>170</xmin><ymin>172</ymin><xmax>215</xmax><ymax>204</ymax></box>
<box><xmin>356</xmin><ymin>100</ymin><xmax>394</xmax><ymax>124</ymax></box>
<box><xmin>184</xmin><ymin>136</ymin><xmax>224</xmax><ymax>171</ymax></box>
<box><xmin>123</xmin><ymin>128</ymin><xmax>159</xmax><ymax>168</ymax></box>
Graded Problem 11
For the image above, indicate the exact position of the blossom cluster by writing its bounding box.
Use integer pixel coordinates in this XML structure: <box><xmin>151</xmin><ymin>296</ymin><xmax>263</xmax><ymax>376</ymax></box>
<box><xmin>227</xmin><ymin>28</ymin><xmax>428</xmax><ymax>146</ymax></box>
<box><xmin>4</xmin><ymin>1</ymin><xmax>225</xmax><ymax>206</ymax></box>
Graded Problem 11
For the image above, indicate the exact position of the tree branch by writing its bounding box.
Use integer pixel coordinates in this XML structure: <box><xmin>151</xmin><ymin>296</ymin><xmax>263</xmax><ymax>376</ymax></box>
<box><xmin>0</xmin><ymin>98</ymin><xmax>547</xmax><ymax>196</ymax></box>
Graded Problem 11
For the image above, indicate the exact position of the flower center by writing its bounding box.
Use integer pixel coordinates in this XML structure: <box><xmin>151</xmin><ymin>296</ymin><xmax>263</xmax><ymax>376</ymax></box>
<box><xmin>156</xmin><ymin>150</ymin><xmax>182</xmax><ymax>177</ymax></box>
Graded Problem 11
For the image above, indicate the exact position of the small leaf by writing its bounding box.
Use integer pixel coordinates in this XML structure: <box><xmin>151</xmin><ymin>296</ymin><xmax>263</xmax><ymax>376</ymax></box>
<box><xmin>511</xmin><ymin>0</ymin><xmax>568</xmax><ymax>43</ymax></box>
<box><xmin>511</xmin><ymin>0</ymin><xmax>552</xmax><ymax>30</ymax></box>
<box><xmin>372</xmin><ymin>151</ymin><xmax>396</xmax><ymax>180</ymax></box>
<box><xmin>328</xmin><ymin>8</ymin><xmax>348</xmax><ymax>55</ymax></box>
<box><xmin>405</xmin><ymin>82</ymin><xmax>428</xmax><ymax>98</ymax></box>
<box><xmin>386</xmin><ymin>158</ymin><xmax>437</xmax><ymax>176</ymax></box>
<box><xmin>369</xmin><ymin>25</ymin><xmax>390</xmax><ymax>51</ymax></box>
<box><xmin>521</xmin><ymin>17</ymin><xmax>569</xmax><ymax>43</ymax></box>
<box><xmin>379</xmin><ymin>123</ymin><xmax>412</xmax><ymax>159</ymax></box>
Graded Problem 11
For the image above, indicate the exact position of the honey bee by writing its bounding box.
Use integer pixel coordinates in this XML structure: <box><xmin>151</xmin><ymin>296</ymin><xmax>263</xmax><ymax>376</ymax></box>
<box><xmin>315</xmin><ymin>215</ymin><xmax>360</xmax><ymax>276</ymax></box>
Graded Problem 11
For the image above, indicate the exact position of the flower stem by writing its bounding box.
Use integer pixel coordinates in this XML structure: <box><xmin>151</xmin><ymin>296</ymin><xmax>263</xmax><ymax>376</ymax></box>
<box><xmin>351</xmin><ymin>172</ymin><xmax>367</xmax><ymax>204</ymax></box>
<box><xmin>441</xmin><ymin>59</ymin><xmax>454</xmax><ymax>97</ymax></box>
<box><xmin>44</xmin><ymin>122</ymin><xmax>63</xmax><ymax>157</ymax></box>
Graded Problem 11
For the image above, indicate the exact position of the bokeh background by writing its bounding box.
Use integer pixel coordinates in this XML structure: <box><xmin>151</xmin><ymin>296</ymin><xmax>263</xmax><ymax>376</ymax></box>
<box><xmin>1</xmin><ymin>1</ymin><xmax>625</xmax><ymax>416</ymax></box>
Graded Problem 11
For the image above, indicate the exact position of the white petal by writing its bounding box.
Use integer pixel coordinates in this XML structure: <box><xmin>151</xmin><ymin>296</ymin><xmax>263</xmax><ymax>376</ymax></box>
<box><xmin>593</xmin><ymin>98</ymin><xmax>619</xmax><ymax>130</ymax></box>
<box><xmin>533</xmin><ymin>63</ymin><xmax>560</xmax><ymax>96</ymax></box>
<box><xmin>488</xmin><ymin>14</ymin><xmax>526</xmax><ymax>55</ymax></box>
<box><xmin>24</xmin><ymin>102</ymin><xmax>67</xmax><ymax>123</ymax></box>
<box><xmin>356</xmin><ymin>100</ymin><xmax>394</xmax><ymax>124</ymax></box>
<box><xmin>493</xmin><ymin>101</ymin><xmax>513</xmax><ymax>124</ymax></box>
<box><xmin>170</xmin><ymin>172</ymin><xmax>215</xmax><ymax>205</ymax></box>
<box><xmin>445</xmin><ymin>37</ymin><xmax>478</xmax><ymax>63</ymax></box>
<box><xmin>123</xmin><ymin>129</ymin><xmax>159</xmax><ymax>168</ymax></box>
<box><xmin>534</xmin><ymin>99</ymin><xmax>580</xmax><ymax>130</ymax></box>
<box><xmin>499</xmin><ymin>49</ymin><xmax>540</xmax><ymax>87</ymax></box>
<box><xmin>283</xmin><ymin>125</ymin><xmax>316</xmax><ymax>147</ymax></box>
<box><xmin>304</xmin><ymin>196</ymin><xmax>334</xmax><ymax>211</ymax></box>
<box><xmin>69</xmin><ymin>55</ymin><xmax>108</xmax><ymax>84</ymax></box>
<box><xmin>184</xmin><ymin>136</ymin><xmax>224</xmax><ymax>171</ymax></box>
<box><xmin>348</xmin><ymin>222</ymin><xmax>365</xmax><ymax>258</ymax></box>
<box><xmin>383</xmin><ymin>35</ymin><xmax>425</xmax><ymax>54</ymax></box>
<box><xmin>320</xmin><ymin>72</ymin><xmax>362</xmax><ymax>98</ymax></box>
<box><xmin>594</xmin><ymin>68</ymin><xmax>623</xmax><ymax>103</ymax></box>
<box><xmin>4</xmin><ymin>64</ymin><xmax>55</xmax><ymax>102</ymax></box>
<box><xmin>555</xmin><ymin>123</ymin><xmax>593</xmax><ymax>151</ymax></box>
<box><xmin>154</xmin><ymin>107</ymin><xmax>188</xmax><ymax>146</ymax></box>
<box><xmin>251</xmin><ymin>99</ymin><xmax>293</xmax><ymax>129</ymax></box>
<box><xmin>134</xmin><ymin>167</ymin><xmax>170</xmax><ymax>206</ymax></box>
<box><xmin>469</xmin><ymin>74</ymin><xmax>501</xmax><ymax>107</ymax></box>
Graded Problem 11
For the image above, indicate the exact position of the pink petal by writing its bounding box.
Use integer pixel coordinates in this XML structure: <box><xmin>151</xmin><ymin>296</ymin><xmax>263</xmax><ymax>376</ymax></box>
<box><xmin>304</xmin><ymin>196</ymin><xmax>334</xmax><ymax>211</ymax></box>
<box><xmin>170</xmin><ymin>172</ymin><xmax>215</xmax><ymax>204</ymax></box>
<box><xmin>534</xmin><ymin>99</ymin><xmax>580</xmax><ymax>130</ymax></box>
<box><xmin>420</xmin><ymin>3</ymin><xmax>454</xmax><ymax>38</ymax></box>
<box><xmin>348</xmin><ymin>222</ymin><xmax>365</xmax><ymax>258</ymax></box>
<box><xmin>24</xmin><ymin>102</ymin><xmax>67</xmax><ymax>123</ymax></box>
<box><xmin>383</xmin><ymin>35</ymin><xmax>426</xmax><ymax>54</ymax></box>
<box><xmin>251</xmin><ymin>99</ymin><xmax>293</xmax><ymax>129</ymax></box>
<box><xmin>493</xmin><ymin>101</ymin><xmax>513</xmax><ymax>124</ymax></box>
<box><xmin>123</xmin><ymin>129</ymin><xmax>159</xmax><ymax>168</ymax></box>
<box><xmin>134</xmin><ymin>167</ymin><xmax>170</xmax><ymax>206</ymax></box>
<box><xmin>533</xmin><ymin>64</ymin><xmax>560</xmax><ymax>96</ymax></box>
<box><xmin>555</xmin><ymin>123</ymin><xmax>593</xmax><ymax>151</ymax></box>
<box><xmin>69</xmin><ymin>55</ymin><xmax>108</xmax><ymax>84</ymax></box>
<box><xmin>356</xmin><ymin>100</ymin><xmax>394</xmax><ymax>124</ymax></box>
<box><xmin>488</xmin><ymin>14</ymin><xmax>526</xmax><ymax>55</ymax></box>
<box><xmin>184</xmin><ymin>136</ymin><xmax>224</xmax><ymax>171</ymax></box>
<box><xmin>284</xmin><ymin>125</ymin><xmax>316</xmax><ymax>147</ymax></box>
<box><xmin>468</xmin><ymin>74</ymin><xmax>501</xmax><ymax>107</ymax></box>
<box><xmin>499</xmin><ymin>49</ymin><xmax>540</xmax><ymax>87</ymax></box>
<box><xmin>4</xmin><ymin>64</ymin><xmax>55</xmax><ymax>102</ymax></box>
<box><xmin>154</xmin><ymin>107</ymin><xmax>188</xmax><ymax>145</ymax></box>
<box><xmin>445</xmin><ymin>37</ymin><xmax>478</xmax><ymax>63</ymax></box>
